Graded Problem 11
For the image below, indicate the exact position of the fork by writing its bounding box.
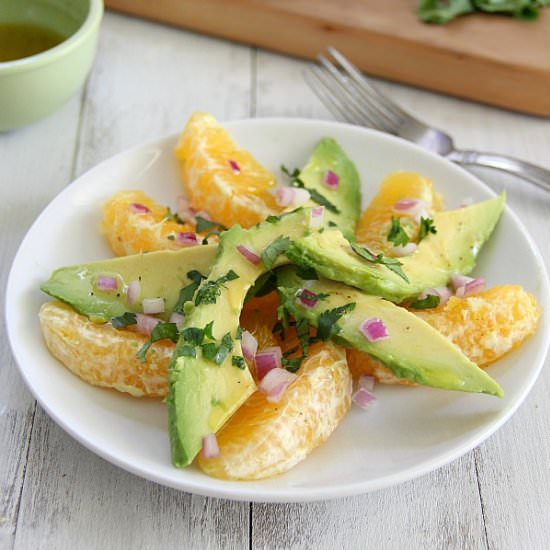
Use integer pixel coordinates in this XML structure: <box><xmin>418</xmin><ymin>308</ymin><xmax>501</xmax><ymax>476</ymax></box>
<box><xmin>305</xmin><ymin>47</ymin><xmax>550</xmax><ymax>193</ymax></box>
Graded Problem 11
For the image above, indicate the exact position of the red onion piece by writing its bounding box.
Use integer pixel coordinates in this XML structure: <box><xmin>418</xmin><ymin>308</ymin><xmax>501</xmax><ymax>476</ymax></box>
<box><xmin>135</xmin><ymin>313</ymin><xmax>160</xmax><ymax>336</ymax></box>
<box><xmin>258</xmin><ymin>367</ymin><xmax>297</xmax><ymax>402</ymax></box>
<box><xmin>241</xmin><ymin>330</ymin><xmax>258</xmax><ymax>364</ymax></box>
<box><xmin>419</xmin><ymin>286</ymin><xmax>453</xmax><ymax>306</ymax></box>
<box><xmin>169</xmin><ymin>312</ymin><xmax>185</xmax><ymax>330</ymax></box>
<box><xmin>129</xmin><ymin>203</ymin><xmax>150</xmax><ymax>214</ymax></box>
<box><xmin>360</xmin><ymin>318</ymin><xmax>389</xmax><ymax>342</ymax></box>
<box><xmin>275</xmin><ymin>186</ymin><xmax>310</xmax><ymax>208</ymax></box>
<box><xmin>254</xmin><ymin>347</ymin><xmax>282</xmax><ymax>380</ymax></box>
<box><xmin>176</xmin><ymin>232</ymin><xmax>198</xmax><ymax>247</ymax></box>
<box><xmin>324</xmin><ymin>170</ymin><xmax>339</xmax><ymax>189</ymax></box>
<box><xmin>142</xmin><ymin>297</ymin><xmax>165</xmax><ymax>315</ymax></box>
<box><xmin>392</xmin><ymin>243</ymin><xmax>417</xmax><ymax>257</ymax></box>
<box><xmin>393</xmin><ymin>199</ymin><xmax>426</xmax><ymax>217</ymax></box>
<box><xmin>95</xmin><ymin>275</ymin><xmax>118</xmax><ymax>291</ymax></box>
<box><xmin>358</xmin><ymin>375</ymin><xmax>375</xmax><ymax>392</ymax></box>
<box><xmin>126</xmin><ymin>280</ymin><xmax>141</xmax><ymax>306</ymax></box>
<box><xmin>309</xmin><ymin>206</ymin><xmax>324</xmax><ymax>228</ymax></box>
<box><xmin>176</xmin><ymin>195</ymin><xmax>197</xmax><ymax>222</ymax></box>
<box><xmin>450</xmin><ymin>273</ymin><xmax>474</xmax><ymax>291</ymax></box>
<box><xmin>228</xmin><ymin>159</ymin><xmax>241</xmax><ymax>174</ymax></box>
<box><xmin>456</xmin><ymin>277</ymin><xmax>486</xmax><ymax>298</ymax></box>
<box><xmin>237</xmin><ymin>244</ymin><xmax>261</xmax><ymax>265</ymax></box>
<box><xmin>296</xmin><ymin>288</ymin><xmax>320</xmax><ymax>309</ymax></box>
<box><xmin>352</xmin><ymin>387</ymin><xmax>377</xmax><ymax>410</ymax></box>
<box><xmin>201</xmin><ymin>433</ymin><xmax>220</xmax><ymax>459</ymax></box>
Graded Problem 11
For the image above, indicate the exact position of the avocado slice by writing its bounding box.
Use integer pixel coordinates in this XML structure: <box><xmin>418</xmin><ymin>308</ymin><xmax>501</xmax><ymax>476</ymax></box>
<box><xmin>276</xmin><ymin>267</ymin><xmax>503</xmax><ymax>397</ymax></box>
<box><xmin>296</xmin><ymin>138</ymin><xmax>361</xmax><ymax>239</ymax></box>
<box><xmin>287</xmin><ymin>194</ymin><xmax>505</xmax><ymax>303</ymax></box>
<box><xmin>168</xmin><ymin>208</ymin><xmax>317</xmax><ymax>468</ymax></box>
<box><xmin>40</xmin><ymin>246</ymin><xmax>217</xmax><ymax>322</ymax></box>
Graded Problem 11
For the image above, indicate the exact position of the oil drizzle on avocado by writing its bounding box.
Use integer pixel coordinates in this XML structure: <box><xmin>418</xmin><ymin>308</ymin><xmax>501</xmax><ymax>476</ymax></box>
<box><xmin>0</xmin><ymin>23</ymin><xmax>66</xmax><ymax>62</ymax></box>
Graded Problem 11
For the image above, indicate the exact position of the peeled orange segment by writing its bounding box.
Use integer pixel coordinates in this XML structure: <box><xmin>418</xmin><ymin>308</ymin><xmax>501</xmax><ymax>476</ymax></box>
<box><xmin>348</xmin><ymin>285</ymin><xmax>540</xmax><ymax>385</ymax></box>
<box><xmin>175</xmin><ymin>112</ymin><xmax>282</xmax><ymax>228</ymax></box>
<box><xmin>101</xmin><ymin>190</ymin><xmax>200</xmax><ymax>256</ymax></box>
<box><xmin>198</xmin><ymin>341</ymin><xmax>352</xmax><ymax>480</ymax></box>
<box><xmin>39</xmin><ymin>301</ymin><xmax>172</xmax><ymax>398</ymax></box>
<box><xmin>356</xmin><ymin>171</ymin><xmax>442</xmax><ymax>255</ymax></box>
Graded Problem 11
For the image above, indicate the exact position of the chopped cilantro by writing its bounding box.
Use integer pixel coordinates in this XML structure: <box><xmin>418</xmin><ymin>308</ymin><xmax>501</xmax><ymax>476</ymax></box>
<box><xmin>261</xmin><ymin>236</ymin><xmax>291</xmax><ymax>270</ymax></box>
<box><xmin>296</xmin><ymin>318</ymin><xmax>312</xmax><ymax>354</ymax></box>
<box><xmin>245</xmin><ymin>271</ymin><xmax>277</xmax><ymax>301</ymax></box>
<box><xmin>179</xmin><ymin>345</ymin><xmax>197</xmax><ymax>358</ymax></box>
<box><xmin>236</xmin><ymin>326</ymin><xmax>243</xmax><ymax>340</ymax></box>
<box><xmin>232</xmin><ymin>356</ymin><xmax>246</xmax><ymax>369</ymax></box>
<box><xmin>167</xmin><ymin>235</ymin><xmax>175</xmax><ymax>241</ymax></box>
<box><xmin>214</xmin><ymin>333</ymin><xmax>233</xmax><ymax>365</ymax></box>
<box><xmin>137</xmin><ymin>322</ymin><xmax>179</xmax><ymax>362</ymax></box>
<box><xmin>418</xmin><ymin>217</ymin><xmax>437</xmax><ymax>242</ymax></box>
<box><xmin>111</xmin><ymin>312</ymin><xmax>137</xmax><ymax>329</ymax></box>
<box><xmin>282</xmin><ymin>356</ymin><xmax>304</xmax><ymax>373</ymax></box>
<box><xmin>195</xmin><ymin>270</ymin><xmax>239</xmax><ymax>306</ymax></box>
<box><xmin>410</xmin><ymin>294</ymin><xmax>440</xmax><ymax>309</ymax></box>
<box><xmin>195</xmin><ymin>216</ymin><xmax>227</xmax><ymax>233</ymax></box>
<box><xmin>283</xmin><ymin>346</ymin><xmax>299</xmax><ymax>357</ymax></box>
<box><xmin>204</xmin><ymin>320</ymin><xmax>214</xmax><ymax>340</ymax></box>
<box><xmin>317</xmin><ymin>303</ymin><xmax>356</xmax><ymax>340</ymax></box>
<box><xmin>387</xmin><ymin>217</ymin><xmax>410</xmax><ymax>247</ymax></box>
<box><xmin>182</xmin><ymin>326</ymin><xmax>205</xmax><ymax>346</ymax></box>
<box><xmin>201</xmin><ymin>342</ymin><xmax>218</xmax><ymax>362</ymax></box>
<box><xmin>174</xmin><ymin>270</ymin><xmax>207</xmax><ymax>313</ymax></box>
<box><xmin>328</xmin><ymin>221</ymin><xmax>337</xmax><ymax>228</ymax></box>
<box><xmin>294</xmin><ymin>265</ymin><xmax>318</xmax><ymax>280</ymax></box>
<box><xmin>165</xmin><ymin>207</ymin><xmax>184</xmax><ymax>224</ymax></box>
<box><xmin>265</xmin><ymin>215</ymin><xmax>281</xmax><ymax>223</ymax></box>
<box><xmin>350</xmin><ymin>242</ymin><xmax>409</xmax><ymax>282</ymax></box>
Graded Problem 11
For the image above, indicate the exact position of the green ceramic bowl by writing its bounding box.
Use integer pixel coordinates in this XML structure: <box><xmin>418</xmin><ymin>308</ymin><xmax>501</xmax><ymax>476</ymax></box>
<box><xmin>0</xmin><ymin>0</ymin><xmax>103</xmax><ymax>131</ymax></box>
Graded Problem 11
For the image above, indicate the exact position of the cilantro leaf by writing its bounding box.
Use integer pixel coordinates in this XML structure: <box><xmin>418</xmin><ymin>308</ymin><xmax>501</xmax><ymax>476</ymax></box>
<box><xmin>296</xmin><ymin>318</ymin><xmax>311</xmax><ymax>354</ymax></box>
<box><xmin>317</xmin><ymin>303</ymin><xmax>356</xmax><ymax>341</ymax></box>
<box><xmin>418</xmin><ymin>217</ymin><xmax>437</xmax><ymax>242</ymax></box>
<box><xmin>261</xmin><ymin>236</ymin><xmax>291</xmax><ymax>270</ymax></box>
<box><xmin>174</xmin><ymin>270</ymin><xmax>207</xmax><ymax>313</ymax></box>
<box><xmin>265</xmin><ymin>215</ymin><xmax>281</xmax><ymax>224</ymax></box>
<box><xmin>203</xmin><ymin>320</ymin><xmax>214</xmax><ymax>340</ymax></box>
<box><xmin>409</xmin><ymin>294</ymin><xmax>440</xmax><ymax>309</ymax></box>
<box><xmin>137</xmin><ymin>322</ymin><xmax>179</xmax><ymax>362</ymax></box>
<box><xmin>214</xmin><ymin>333</ymin><xmax>233</xmax><ymax>365</ymax></box>
<box><xmin>195</xmin><ymin>216</ymin><xmax>227</xmax><ymax>233</ymax></box>
<box><xmin>282</xmin><ymin>356</ymin><xmax>304</xmax><ymax>373</ymax></box>
<box><xmin>232</xmin><ymin>356</ymin><xmax>246</xmax><ymax>369</ymax></box>
<box><xmin>179</xmin><ymin>345</ymin><xmax>197</xmax><ymax>358</ymax></box>
<box><xmin>387</xmin><ymin>217</ymin><xmax>410</xmax><ymax>246</ymax></box>
<box><xmin>182</xmin><ymin>326</ymin><xmax>205</xmax><ymax>346</ymax></box>
<box><xmin>201</xmin><ymin>342</ymin><xmax>218</xmax><ymax>362</ymax></box>
<box><xmin>111</xmin><ymin>312</ymin><xmax>137</xmax><ymax>329</ymax></box>
<box><xmin>294</xmin><ymin>265</ymin><xmax>318</xmax><ymax>280</ymax></box>
<box><xmin>165</xmin><ymin>207</ymin><xmax>184</xmax><ymax>224</ymax></box>
<box><xmin>195</xmin><ymin>270</ymin><xmax>239</xmax><ymax>306</ymax></box>
<box><xmin>350</xmin><ymin>242</ymin><xmax>409</xmax><ymax>283</ymax></box>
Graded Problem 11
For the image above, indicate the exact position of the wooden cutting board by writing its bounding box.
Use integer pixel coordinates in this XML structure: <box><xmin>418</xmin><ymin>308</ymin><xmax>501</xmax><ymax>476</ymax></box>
<box><xmin>105</xmin><ymin>0</ymin><xmax>550</xmax><ymax>117</ymax></box>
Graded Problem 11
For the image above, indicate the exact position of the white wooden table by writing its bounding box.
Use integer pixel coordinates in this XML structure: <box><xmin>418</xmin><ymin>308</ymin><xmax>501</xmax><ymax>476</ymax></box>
<box><xmin>2</xmin><ymin>11</ymin><xmax>550</xmax><ymax>550</ymax></box>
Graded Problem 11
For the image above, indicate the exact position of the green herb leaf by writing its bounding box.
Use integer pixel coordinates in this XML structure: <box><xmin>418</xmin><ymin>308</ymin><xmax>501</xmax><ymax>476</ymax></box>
<box><xmin>350</xmin><ymin>242</ymin><xmax>409</xmax><ymax>282</ymax></box>
<box><xmin>182</xmin><ymin>327</ymin><xmax>205</xmax><ymax>346</ymax></box>
<box><xmin>261</xmin><ymin>236</ymin><xmax>292</xmax><ymax>270</ymax></box>
<box><xmin>111</xmin><ymin>312</ymin><xmax>137</xmax><ymax>329</ymax></box>
<box><xmin>165</xmin><ymin>207</ymin><xmax>184</xmax><ymax>224</ymax></box>
<box><xmin>195</xmin><ymin>216</ymin><xmax>227</xmax><ymax>233</ymax></box>
<box><xmin>180</xmin><ymin>345</ymin><xmax>197</xmax><ymax>358</ymax></box>
<box><xmin>294</xmin><ymin>265</ymin><xmax>319</xmax><ymax>280</ymax></box>
<box><xmin>409</xmin><ymin>294</ymin><xmax>441</xmax><ymax>309</ymax></box>
<box><xmin>282</xmin><ymin>356</ymin><xmax>304</xmax><ymax>373</ymax></box>
<box><xmin>137</xmin><ymin>322</ymin><xmax>179</xmax><ymax>362</ymax></box>
<box><xmin>296</xmin><ymin>318</ymin><xmax>311</xmax><ymax>354</ymax></box>
<box><xmin>387</xmin><ymin>217</ymin><xmax>410</xmax><ymax>246</ymax></box>
<box><xmin>201</xmin><ymin>342</ymin><xmax>218</xmax><ymax>362</ymax></box>
<box><xmin>265</xmin><ymin>215</ymin><xmax>281</xmax><ymax>224</ymax></box>
<box><xmin>232</xmin><ymin>356</ymin><xmax>246</xmax><ymax>369</ymax></box>
<box><xmin>167</xmin><ymin>235</ymin><xmax>175</xmax><ymax>241</ymax></box>
<box><xmin>418</xmin><ymin>217</ymin><xmax>437</xmax><ymax>242</ymax></box>
<box><xmin>174</xmin><ymin>270</ymin><xmax>207</xmax><ymax>313</ymax></box>
<box><xmin>236</xmin><ymin>326</ymin><xmax>243</xmax><ymax>340</ymax></box>
<box><xmin>204</xmin><ymin>320</ymin><xmax>214</xmax><ymax>340</ymax></box>
<box><xmin>215</xmin><ymin>333</ymin><xmax>234</xmax><ymax>365</ymax></box>
<box><xmin>317</xmin><ymin>303</ymin><xmax>356</xmax><ymax>341</ymax></box>
<box><xmin>195</xmin><ymin>270</ymin><xmax>239</xmax><ymax>306</ymax></box>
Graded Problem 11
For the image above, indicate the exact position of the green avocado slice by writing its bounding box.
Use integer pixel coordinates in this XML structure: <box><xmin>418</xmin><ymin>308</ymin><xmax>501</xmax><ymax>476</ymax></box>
<box><xmin>276</xmin><ymin>267</ymin><xmax>503</xmax><ymax>397</ymax></box>
<box><xmin>40</xmin><ymin>246</ymin><xmax>218</xmax><ymax>322</ymax></box>
<box><xmin>287</xmin><ymin>194</ymin><xmax>505</xmax><ymax>303</ymax></box>
<box><xmin>296</xmin><ymin>138</ymin><xmax>362</xmax><ymax>239</ymax></box>
<box><xmin>168</xmin><ymin>208</ymin><xmax>318</xmax><ymax>468</ymax></box>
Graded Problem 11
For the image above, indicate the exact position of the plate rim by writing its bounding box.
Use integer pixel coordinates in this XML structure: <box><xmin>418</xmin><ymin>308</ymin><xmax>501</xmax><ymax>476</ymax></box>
<box><xmin>6</xmin><ymin>117</ymin><xmax>550</xmax><ymax>502</ymax></box>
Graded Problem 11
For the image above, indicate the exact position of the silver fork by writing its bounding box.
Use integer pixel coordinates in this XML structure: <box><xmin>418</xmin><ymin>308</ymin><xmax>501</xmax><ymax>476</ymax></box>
<box><xmin>305</xmin><ymin>47</ymin><xmax>550</xmax><ymax>192</ymax></box>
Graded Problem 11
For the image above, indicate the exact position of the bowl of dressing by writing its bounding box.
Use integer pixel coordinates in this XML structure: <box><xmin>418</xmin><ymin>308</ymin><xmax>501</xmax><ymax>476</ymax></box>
<box><xmin>0</xmin><ymin>0</ymin><xmax>103</xmax><ymax>131</ymax></box>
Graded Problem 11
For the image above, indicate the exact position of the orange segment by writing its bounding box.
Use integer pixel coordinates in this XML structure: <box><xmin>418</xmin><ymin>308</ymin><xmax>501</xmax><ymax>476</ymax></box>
<box><xmin>198</xmin><ymin>341</ymin><xmax>352</xmax><ymax>480</ymax></box>
<box><xmin>100</xmin><ymin>190</ymin><xmax>204</xmax><ymax>257</ymax></box>
<box><xmin>39</xmin><ymin>301</ymin><xmax>172</xmax><ymax>398</ymax></box>
<box><xmin>348</xmin><ymin>285</ymin><xmax>540</xmax><ymax>385</ymax></box>
<box><xmin>175</xmin><ymin>112</ymin><xmax>282</xmax><ymax>228</ymax></box>
<box><xmin>356</xmin><ymin>171</ymin><xmax>442</xmax><ymax>255</ymax></box>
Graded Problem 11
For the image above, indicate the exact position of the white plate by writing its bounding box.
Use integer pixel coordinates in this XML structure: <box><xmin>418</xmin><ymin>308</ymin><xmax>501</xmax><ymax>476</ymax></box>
<box><xmin>6</xmin><ymin>119</ymin><xmax>550</xmax><ymax>502</ymax></box>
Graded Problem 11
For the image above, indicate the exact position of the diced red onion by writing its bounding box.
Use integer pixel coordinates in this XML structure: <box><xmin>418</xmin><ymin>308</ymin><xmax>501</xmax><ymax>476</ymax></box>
<box><xmin>352</xmin><ymin>387</ymin><xmax>377</xmax><ymax>410</ymax></box>
<box><xmin>451</xmin><ymin>273</ymin><xmax>474</xmax><ymax>291</ymax></box>
<box><xmin>237</xmin><ymin>244</ymin><xmax>261</xmax><ymax>265</ymax></box>
<box><xmin>258</xmin><ymin>367</ymin><xmax>297</xmax><ymax>403</ymax></box>
<box><xmin>392</xmin><ymin>243</ymin><xmax>417</xmax><ymax>257</ymax></box>
<box><xmin>360</xmin><ymin>318</ymin><xmax>389</xmax><ymax>342</ymax></box>
<box><xmin>175</xmin><ymin>232</ymin><xmax>198</xmax><ymax>247</ymax></box>
<box><xmin>95</xmin><ymin>275</ymin><xmax>118</xmax><ymax>291</ymax></box>
<box><xmin>126</xmin><ymin>279</ymin><xmax>141</xmax><ymax>305</ymax></box>
<box><xmin>228</xmin><ymin>159</ymin><xmax>241</xmax><ymax>174</ymax></box>
<box><xmin>275</xmin><ymin>186</ymin><xmax>310</xmax><ymax>208</ymax></box>
<box><xmin>358</xmin><ymin>375</ymin><xmax>375</xmax><ymax>392</ymax></box>
<box><xmin>456</xmin><ymin>277</ymin><xmax>486</xmax><ymax>298</ymax></box>
<box><xmin>241</xmin><ymin>330</ymin><xmax>258</xmax><ymax>364</ymax></box>
<box><xmin>135</xmin><ymin>313</ymin><xmax>161</xmax><ymax>336</ymax></box>
<box><xmin>393</xmin><ymin>199</ymin><xmax>426</xmax><ymax>217</ymax></box>
<box><xmin>169</xmin><ymin>312</ymin><xmax>185</xmax><ymax>330</ymax></box>
<box><xmin>176</xmin><ymin>195</ymin><xmax>197</xmax><ymax>222</ymax></box>
<box><xmin>129</xmin><ymin>203</ymin><xmax>150</xmax><ymax>214</ymax></box>
<box><xmin>201</xmin><ymin>433</ymin><xmax>220</xmax><ymax>459</ymax></box>
<box><xmin>309</xmin><ymin>206</ymin><xmax>324</xmax><ymax>228</ymax></box>
<box><xmin>296</xmin><ymin>288</ymin><xmax>320</xmax><ymax>309</ymax></box>
<box><xmin>254</xmin><ymin>346</ymin><xmax>282</xmax><ymax>380</ymax></box>
<box><xmin>324</xmin><ymin>170</ymin><xmax>340</xmax><ymax>189</ymax></box>
<box><xmin>419</xmin><ymin>286</ymin><xmax>453</xmax><ymax>306</ymax></box>
<box><xmin>142</xmin><ymin>297</ymin><xmax>165</xmax><ymax>315</ymax></box>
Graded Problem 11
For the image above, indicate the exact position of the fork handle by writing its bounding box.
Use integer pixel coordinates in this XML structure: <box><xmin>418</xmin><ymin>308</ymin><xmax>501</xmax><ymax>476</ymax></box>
<box><xmin>447</xmin><ymin>150</ymin><xmax>550</xmax><ymax>193</ymax></box>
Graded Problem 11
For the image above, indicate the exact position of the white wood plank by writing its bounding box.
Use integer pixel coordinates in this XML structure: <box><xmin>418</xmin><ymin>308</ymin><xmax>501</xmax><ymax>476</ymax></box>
<box><xmin>12</xmin><ymin>12</ymin><xmax>251</xmax><ymax>550</ymax></box>
<box><xmin>0</xmin><ymin>93</ymin><xmax>84</xmax><ymax>550</ymax></box>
